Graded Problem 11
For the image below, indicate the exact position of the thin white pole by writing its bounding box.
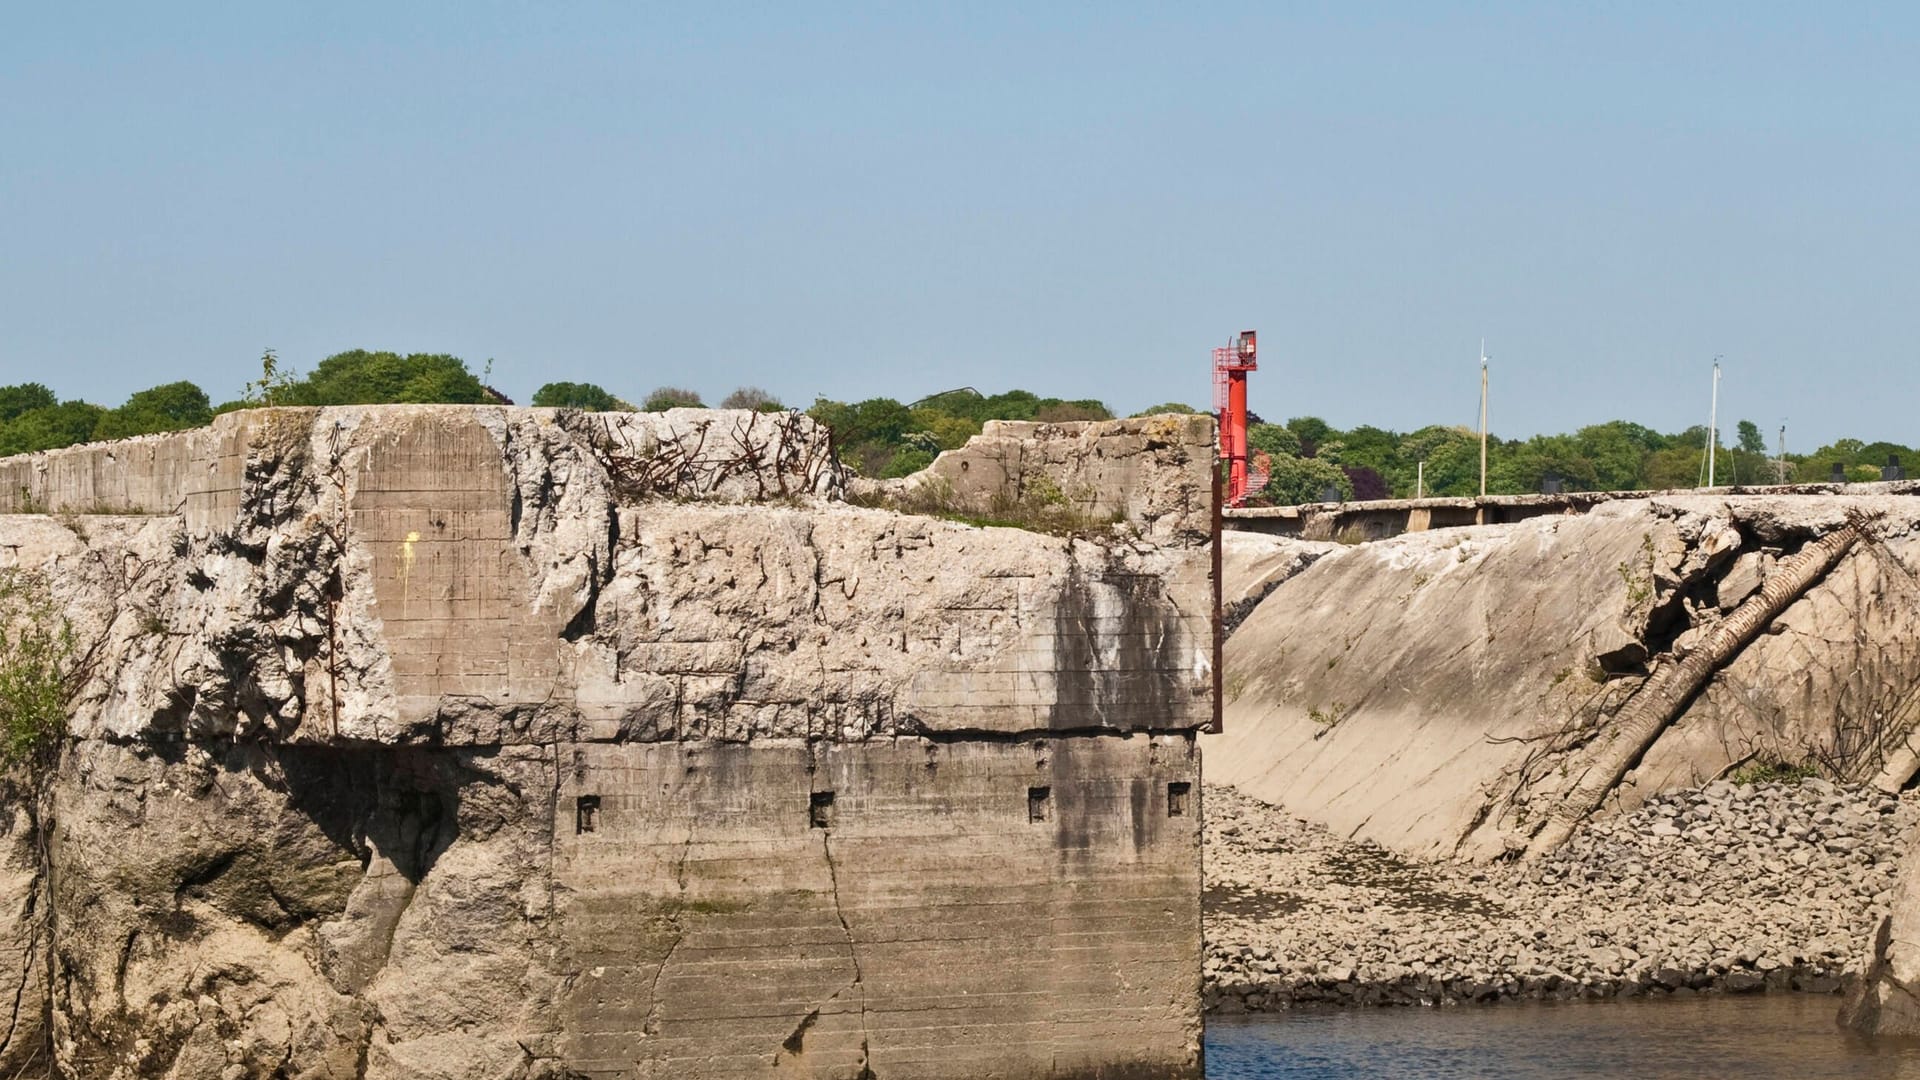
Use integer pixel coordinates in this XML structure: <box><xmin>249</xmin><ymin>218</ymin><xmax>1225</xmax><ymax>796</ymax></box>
<box><xmin>1706</xmin><ymin>358</ymin><xmax>1721</xmax><ymax>488</ymax></box>
<box><xmin>1478</xmin><ymin>342</ymin><xmax>1489</xmax><ymax>498</ymax></box>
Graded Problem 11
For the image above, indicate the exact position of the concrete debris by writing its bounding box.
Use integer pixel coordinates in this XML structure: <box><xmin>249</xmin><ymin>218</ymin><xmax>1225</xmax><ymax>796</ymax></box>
<box><xmin>1205</xmin><ymin>781</ymin><xmax>1914</xmax><ymax>1012</ymax></box>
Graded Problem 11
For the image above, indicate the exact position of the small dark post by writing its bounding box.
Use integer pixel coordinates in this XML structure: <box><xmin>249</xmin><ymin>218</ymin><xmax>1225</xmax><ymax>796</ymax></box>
<box><xmin>1320</xmin><ymin>484</ymin><xmax>1341</xmax><ymax>503</ymax></box>
<box><xmin>1831</xmin><ymin>462</ymin><xmax>1848</xmax><ymax>484</ymax></box>
<box><xmin>1885</xmin><ymin>455</ymin><xmax>1905</xmax><ymax>481</ymax></box>
<box><xmin>1540</xmin><ymin>471</ymin><xmax>1564</xmax><ymax>495</ymax></box>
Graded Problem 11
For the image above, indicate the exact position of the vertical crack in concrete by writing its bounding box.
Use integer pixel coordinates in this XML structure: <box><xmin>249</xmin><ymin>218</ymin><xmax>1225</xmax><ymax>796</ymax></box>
<box><xmin>0</xmin><ymin>886</ymin><xmax>41</xmax><ymax>1061</ymax></box>
<box><xmin>819</xmin><ymin>829</ymin><xmax>875</xmax><ymax>1078</ymax></box>
<box><xmin>640</xmin><ymin>822</ymin><xmax>696</xmax><ymax>1039</ymax></box>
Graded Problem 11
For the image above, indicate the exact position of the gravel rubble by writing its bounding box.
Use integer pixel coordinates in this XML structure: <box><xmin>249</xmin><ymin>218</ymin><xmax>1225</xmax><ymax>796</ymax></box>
<box><xmin>1204</xmin><ymin>779</ymin><xmax>1918</xmax><ymax>1012</ymax></box>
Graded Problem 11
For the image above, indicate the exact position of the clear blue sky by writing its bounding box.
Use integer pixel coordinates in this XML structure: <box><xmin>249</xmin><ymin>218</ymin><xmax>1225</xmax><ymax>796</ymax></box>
<box><xmin>4</xmin><ymin>3</ymin><xmax>1915</xmax><ymax>449</ymax></box>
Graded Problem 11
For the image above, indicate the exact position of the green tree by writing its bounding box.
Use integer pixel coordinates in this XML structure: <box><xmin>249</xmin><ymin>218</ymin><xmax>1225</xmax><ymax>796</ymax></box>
<box><xmin>642</xmin><ymin>386</ymin><xmax>705</xmax><ymax>410</ymax></box>
<box><xmin>532</xmin><ymin>381</ymin><xmax>620</xmax><ymax>410</ymax></box>
<box><xmin>1736</xmin><ymin>419</ymin><xmax>1767</xmax><ymax>455</ymax></box>
<box><xmin>811</xmin><ymin>397</ymin><xmax>913</xmax><ymax>447</ymax></box>
<box><xmin>912</xmin><ymin>389</ymin><xmax>988</xmax><ymax>419</ymax></box>
<box><xmin>1489</xmin><ymin>434</ymin><xmax>1598</xmax><ymax>494</ymax></box>
<box><xmin>94</xmin><ymin>381</ymin><xmax>213</xmax><ymax>440</ymax></box>
<box><xmin>281</xmin><ymin>350</ymin><xmax>490</xmax><ymax>406</ymax></box>
<box><xmin>1398</xmin><ymin>425</ymin><xmax>1481</xmax><ymax>496</ymax></box>
<box><xmin>1257</xmin><ymin>452</ymin><xmax>1353</xmax><ymax>505</ymax></box>
<box><xmin>1798</xmin><ymin>438</ymin><xmax>1916</xmax><ymax>485</ymax></box>
<box><xmin>1286</xmin><ymin>416</ymin><xmax>1335</xmax><ymax>455</ymax></box>
<box><xmin>975</xmin><ymin>390</ymin><xmax>1043</xmax><ymax>422</ymax></box>
<box><xmin>1568</xmin><ymin>422</ymin><xmax>1657</xmax><ymax>491</ymax></box>
<box><xmin>720</xmin><ymin>386</ymin><xmax>783</xmax><ymax>411</ymax></box>
<box><xmin>807</xmin><ymin>397</ymin><xmax>919</xmax><ymax>475</ymax></box>
<box><xmin>1247</xmin><ymin>422</ymin><xmax>1301</xmax><ymax>459</ymax></box>
<box><xmin>1334</xmin><ymin>426</ymin><xmax>1401</xmax><ymax>481</ymax></box>
<box><xmin>1034</xmin><ymin>399</ymin><xmax>1112</xmax><ymax>422</ymax></box>
<box><xmin>881</xmin><ymin>448</ymin><xmax>936</xmax><ymax>478</ymax></box>
<box><xmin>908</xmin><ymin>408</ymin><xmax>982</xmax><ymax>451</ymax></box>
<box><xmin>0</xmin><ymin>402</ymin><xmax>105</xmax><ymax>455</ymax></box>
<box><xmin>1641</xmin><ymin>447</ymin><xmax>1704</xmax><ymax>490</ymax></box>
<box><xmin>1672</xmin><ymin>425</ymin><xmax>1712</xmax><ymax>450</ymax></box>
<box><xmin>1131</xmin><ymin>402</ymin><xmax>1199</xmax><ymax>416</ymax></box>
<box><xmin>0</xmin><ymin>384</ymin><xmax>57</xmax><ymax>423</ymax></box>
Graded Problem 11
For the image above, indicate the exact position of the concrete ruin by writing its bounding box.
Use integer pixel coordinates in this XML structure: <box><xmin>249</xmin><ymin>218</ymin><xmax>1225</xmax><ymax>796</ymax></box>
<box><xmin>1209</xmin><ymin>494</ymin><xmax>1920</xmax><ymax>861</ymax></box>
<box><xmin>0</xmin><ymin>406</ymin><xmax>1217</xmax><ymax>1079</ymax></box>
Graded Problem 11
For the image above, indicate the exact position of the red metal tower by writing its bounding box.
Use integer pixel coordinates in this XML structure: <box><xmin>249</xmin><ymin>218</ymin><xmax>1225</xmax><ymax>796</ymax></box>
<box><xmin>1213</xmin><ymin>330</ymin><xmax>1259</xmax><ymax>505</ymax></box>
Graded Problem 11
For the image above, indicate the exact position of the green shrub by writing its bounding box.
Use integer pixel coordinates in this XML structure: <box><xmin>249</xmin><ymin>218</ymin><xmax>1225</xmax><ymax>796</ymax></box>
<box><xmin>532</xmin><ymin>381</ymin><xmax>621</xmax><ymax>411</ymax></box>
<box><xmin>0</xmin><ymin>571</ymin><xmax>74</xmax><ymax>767</ymax></box>
<box><xmin>642</xmin><ymin>386</ymin><xmax>705</xmax><ymax>411</ymax></box>
<box><xmin>1729</xmin><ymin>759</ymin><xmax>1820</xmax><ymax>786</ymax></box>
<box><xmin>854</xmin><ymin>475</ymin><xmax>1121</xmax><ymax>537</ymax></box>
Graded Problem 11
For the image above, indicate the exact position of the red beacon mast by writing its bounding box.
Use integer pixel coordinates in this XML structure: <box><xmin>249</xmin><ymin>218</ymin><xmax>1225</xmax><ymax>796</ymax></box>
<box><xmin>1214</xmin><ymin>330</ymin><xmax>1260</xmax><ymax>505</ymax></box>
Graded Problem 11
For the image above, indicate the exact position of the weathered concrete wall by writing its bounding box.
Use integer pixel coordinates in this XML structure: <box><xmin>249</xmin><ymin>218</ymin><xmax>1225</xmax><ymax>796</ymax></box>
<box><xmin>0</xmin><ymin>406</ymin><xmax>1213</xmax><ymax>1078</ymax></box>
<box><xmin>868</xmin><ymin>414</ymin><xmax>1216</xmax><ymax>546</ymax></box>
<box><xmin>556</xmin><ymin>738</ymin><xmax>1200</xmax><ymax>1078</ymax></box>
<box><xmin>1207</xmin><ymin>495</ymin><xmax>1920</xmax><ymax>861</ymax></box>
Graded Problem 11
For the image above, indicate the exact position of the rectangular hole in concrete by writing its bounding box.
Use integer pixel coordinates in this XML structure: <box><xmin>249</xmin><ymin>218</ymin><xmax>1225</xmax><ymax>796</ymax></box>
<box><xmin>1167</xmin><ymin>781</ymin><xmax>1191</xmax><ymax>818</ymax></box>
<box><xmin>809</xmin><ymin>790</ymin><xmax>836</xmax><ymax>829</ymax></box>
<box><xmin>1028</xmin><ymin>786</ymin><xmax>1051</xmax><ymax>823</ymax></box>
<box><xmin>576</xmin><ymin>795</ymin><xmax>600</xmax><ymax>835</ymax></box>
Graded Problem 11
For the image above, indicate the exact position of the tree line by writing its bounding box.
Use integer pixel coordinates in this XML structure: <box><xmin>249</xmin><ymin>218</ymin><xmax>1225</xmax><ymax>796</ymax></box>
<box><xmin>0</xmin><ymin>350</ymin><xmax>787</xmax><ymax>456</ymax></box>
<box><xmin>0</xmin><ymin>350</ymin><xmax>1908</xmax><ymax>504</ymax></box>
<box><xmin>1237</xmin><ymin>415</ymin><xmax>1913</xmax><ymax>505</ymax></box>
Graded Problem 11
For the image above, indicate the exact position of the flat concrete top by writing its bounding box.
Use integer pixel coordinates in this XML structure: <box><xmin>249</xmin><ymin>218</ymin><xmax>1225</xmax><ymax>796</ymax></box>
<box><xmin>1226</xmin><ymin>480</ymin><xmax>1920</xmax><ymax>519</ymax></box>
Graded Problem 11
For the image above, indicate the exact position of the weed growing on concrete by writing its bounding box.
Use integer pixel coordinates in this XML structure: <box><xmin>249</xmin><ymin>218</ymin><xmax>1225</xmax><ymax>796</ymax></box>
<box><xmin>1223</xmin><ymin>672</ymin><xmax>1248</xmax><ymax>702</ymax></box>
<box><xmin>858</xmin><ymin>475</ymin><xmax>1125</xmax><ymax>537</ymax></box>
<box><xmin>55</xmin><ymin>511</ymin><xmax>88</xmax><ymax>542</ymax></box>
<box><xmin>1729</xmin><ymin>759</ymin><xmax>1821</xmax><ymax>786</ymax></box>
<box><xmin>1307</xmin><ymin>702</ymin><xmax>1349</xmax><ymax>739</ymax></box>
<box><xmin>1616</xmin><ymin>532</ymin><xmax>1656</xmax><ymax>609</ymax></box>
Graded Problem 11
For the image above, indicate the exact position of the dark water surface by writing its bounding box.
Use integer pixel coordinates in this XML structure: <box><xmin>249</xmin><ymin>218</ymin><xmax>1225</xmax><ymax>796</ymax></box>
<box><xmin>1207</xmin><ymin>995</ymin><xmax>1920</xmax><ymax>1079</ymax></box>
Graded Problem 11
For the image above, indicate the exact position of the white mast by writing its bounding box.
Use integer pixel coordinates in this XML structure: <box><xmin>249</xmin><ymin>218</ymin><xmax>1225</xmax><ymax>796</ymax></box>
<box><xmin>1478</xmin><ymin>340</ymin><xmax>1489</xmax><ymax>498</ymax></box>
<box><xmin>1705</xmin><ymin>357</ymin><xmax>1721</xmax><ymax>488</ymax></box>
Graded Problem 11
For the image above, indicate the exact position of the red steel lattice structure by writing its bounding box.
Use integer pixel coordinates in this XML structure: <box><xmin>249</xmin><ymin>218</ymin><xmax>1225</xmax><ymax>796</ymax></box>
<box><xmin>1213</xmin><ymin>330</ymin><xmax>1261</xmax><ymax>505</ymax></box>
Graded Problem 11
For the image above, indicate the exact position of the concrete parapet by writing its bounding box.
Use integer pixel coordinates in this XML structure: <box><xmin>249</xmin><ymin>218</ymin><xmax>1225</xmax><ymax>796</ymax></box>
<box><xmin>866</xmin><ymin>413</ymin><xmax>1216</xmax><ymax>545</ymax></box>
<box><xmin>1227</xmin><ymin>481</ymin><xmax>1920</xmax><ymax>542</ymax></box>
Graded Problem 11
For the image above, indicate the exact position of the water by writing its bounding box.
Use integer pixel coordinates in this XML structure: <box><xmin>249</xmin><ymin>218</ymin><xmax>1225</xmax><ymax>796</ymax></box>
<box><xmin>1207</xmin><ymin>996</ymin><xmax>1920</xmax><ymax>1079</ymax></box>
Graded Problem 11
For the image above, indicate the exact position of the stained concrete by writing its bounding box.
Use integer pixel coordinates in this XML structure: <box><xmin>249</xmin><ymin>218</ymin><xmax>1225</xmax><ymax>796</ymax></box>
<box><xmin>0</xmin><ymin>406</ymin><xmax>1213</xmax><ymax>1079</ymax></box>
